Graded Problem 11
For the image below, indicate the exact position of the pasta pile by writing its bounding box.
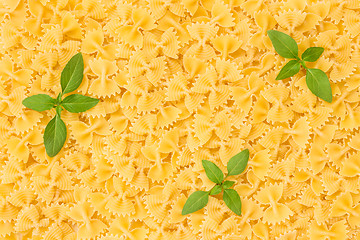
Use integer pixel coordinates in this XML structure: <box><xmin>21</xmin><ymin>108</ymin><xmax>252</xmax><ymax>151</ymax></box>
<box><xmin>1</xmin><ymin>0</ymin><xmax>360</xmax><ymax>239</ymax></box>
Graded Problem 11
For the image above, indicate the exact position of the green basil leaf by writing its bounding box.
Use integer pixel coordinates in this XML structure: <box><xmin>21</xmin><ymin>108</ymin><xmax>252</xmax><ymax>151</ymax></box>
<box><xmin>222</xmin><ymin>180</ymin><xmax>235</xmax><ymax>189</ymax></box>
<box><xmin>61</xmin><ymin>94</ymin><xmax>99</xmax><ymax>113</ymax></box>
<box><xmin>267</xmin><ymin>30</ymin><xmax>298</xmax><ymax>59</ymax></box>
<box><xmin>276</xmin><ymin>60</ymin><xmax>300</xmax><ymax>80</ymax></box>
<box><xmin>223</xmin><ymin>189</ymin><xmax>242</xmax><ymax>215</ymax></box>
<box><xmin>306</xmin><ymin>68</ymin><xmax>332</xmax><ymax>103</ymax></box>
<box><xmin>182</xmin><ymin>191</ymin><xmax>209</xmax><ymax>215</ymax></box>
<box><xmin>301</xmin><ymin>47</ymin><xmax>324</xmax><ymax>62</ymax></box>
<box><xmin>202</xmin><ymin>160</ymin><xmax>224</xmax><ymax>184</ymax></box>
<box><xmin>209</xmin><ymin>185</ymin><xmax>222</xmax><ymax>195</ymax></box>
<box><xmin>44</xmin><ymin>114</ymin><xmax>67</xmax><ymax>157</ymax></box>
<box><xmin>22</xmin><ymin>94</ymin><xmax>56</xmax><ymax>112</ymax></box>
<box><xmin>227</xmin><ymin>149</ymin><xmax>249</xmax><ymax>176</ymax></box>
<box><xmin>61</xmin><ymin>53</ymin><xmax>84</xmax><ymax>95</ymax></box>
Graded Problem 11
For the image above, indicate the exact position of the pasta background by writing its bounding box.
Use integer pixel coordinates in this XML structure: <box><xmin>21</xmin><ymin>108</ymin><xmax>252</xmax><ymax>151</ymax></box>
<box><xmin>0</xmin><ymin>0</ymin><xmax>360</xmax><ymax>239</ymax></box>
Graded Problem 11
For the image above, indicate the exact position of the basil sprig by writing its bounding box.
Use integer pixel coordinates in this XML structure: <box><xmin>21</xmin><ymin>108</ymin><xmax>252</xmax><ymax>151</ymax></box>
<box><xmin>182</xmin><ymin>149</ymin><xmax>249</xmax><ymax>216</ymax></box>
<box><xmin>267</xmin><ymin>30</ymin><xmax>332</xmax><ymax>103</ymax></box>
<box><xmin>22</xmin><ymin>53</ymin><xmax>99</xmax><ymax>157</ymax></box>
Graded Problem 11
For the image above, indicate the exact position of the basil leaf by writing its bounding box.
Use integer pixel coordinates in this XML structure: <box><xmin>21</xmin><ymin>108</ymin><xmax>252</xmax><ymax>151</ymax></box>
<box><xmin>61</xmin><ymin>53</ymin><xmax>84</xmax><ymax>95</ymax></box>
<box><xmin>267</xmin><ymin>30</ymin><xmax>298</xmax><ymax>59</ymax></box>
<box><xmin>44</xmin><ymin>114</ymin><xmax>67</xmax><ymax>157</ymax></box>
<box><xmin>182</xmin><ymin>191</ymin><xmax>209</xmax><ymax>215</ymax></box>
<box><xmin>209</xmin><ymin>185</ymin><xmax>222</xmax><ymax>195</ymax></box>
<box><xmin>301</xmin><ymin>47</ymin><xmax>324</xmax><ymax>62</ymax></box>
<box><xmin>227</xmin><ymin>149</ymin><xmax>249</xmax><ymax>176</ymax></box>
<box><xmin>223</xmin><ymin>189</ymin><xmax>242</xmax><ymax>215</ymax></box>
<box><xmin>202</xmin><ymin>160</ymin><xmax>224</xmax><ymax>184</ymax></box>
<box><xmin>306</xmin><ymin>68</ymin><xmax>332</xmax><ymax>103</ymax></box>
<box><xmin>62</xmin><ymin>94</ymin><xmax>99</xmax><ymax>113</ymax></box>
<box><xmin>22</xmin><ymin>94</ymin><xmax>56</xmax><ymax>112</ymax></box>
<box><xmin>276</xmin><ymin>60</ymin><xmax>300</xmax><ymax>80</ymax></box>
<box><xmin>222</xmin><ymin>180</ymin><xmax>235</xmax><ymax>189</ymax></box>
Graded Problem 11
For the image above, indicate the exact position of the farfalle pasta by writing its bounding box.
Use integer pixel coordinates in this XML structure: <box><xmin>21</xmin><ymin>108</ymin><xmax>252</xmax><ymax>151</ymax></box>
<box><xmin>1</xmin><ymin>0</ymin><xmax>360</xmax><ymax>239</ymax></box>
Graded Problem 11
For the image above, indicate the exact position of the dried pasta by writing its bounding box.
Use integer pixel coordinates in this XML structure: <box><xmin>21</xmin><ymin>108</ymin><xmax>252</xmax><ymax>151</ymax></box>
<box><xmin>1</xmin><ymin>0</ymin><xmax>360</xmax><ymax>239</ymax></box>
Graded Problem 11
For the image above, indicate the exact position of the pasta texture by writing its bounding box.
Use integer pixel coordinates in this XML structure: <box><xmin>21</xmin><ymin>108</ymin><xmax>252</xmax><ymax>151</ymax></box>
<box><xmin>0</xmin><ymin>0</ymin><xmax>360</xmax><ymax>239</ymax></box>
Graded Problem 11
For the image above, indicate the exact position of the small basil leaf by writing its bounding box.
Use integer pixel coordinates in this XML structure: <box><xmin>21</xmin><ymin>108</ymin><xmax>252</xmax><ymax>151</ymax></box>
<box><xmin>223</xmin><ymin>189</ymin><xmax>242</xmax><ymax>215</ymax></box>
<box><xmin>182</xmin><ymin>191</ymin><xmax>209</xmax><ymax>215</ymax></box>
<box><xmin>227</xmin><ymin>149</ymin><xmax>249</xmax><ymax>176</ymax></box>
<box><xmin>222</xmin><ymin>180</ymin><xmax>235</xmax><ymax>189</ymax></box>
<box><xmin>44</xmin><ymin>114</ymin><xmax>67</xmax><ymax>157</ymax></box>
<box><xmin>62</xmin><ymin>94</ymin><xmax>99</xmax><ymax>113</ymax></box>
<box><xmin>22</xmin><ymin>94</ymin><xmax>56</xmax><ymax>112</ymax></box>
<box><xmin>202</xmin><ymin>160</ymin><xmax>224</xmax><ymax>184</ymax></box>
<box><xmin>306</xmin><ymin>68</ymin><xmax>332</xmax><ymax>103</ymax></box>
<box><xmin>209</xmin><ymin>185</ymin><xmax>222</xmax><ymax>195</ymax></box>
<box><xmin>276</xmin><ymin>60</ymin><xmax>300</xmax><ymax>80</ymax></box>
<box><xmin>301</xmin><ymin>47</ymin><xmax>324</xmax><ymax>62</ymax></box>
<box><xmin>61</xmin><ymin>53</ymin><xmax>84</xmax><ymax>95</ymax></box>
<box><xmin>267</xmin><ymin>30</ymin><xmax>299</xmax><ymax>59</ymax></box>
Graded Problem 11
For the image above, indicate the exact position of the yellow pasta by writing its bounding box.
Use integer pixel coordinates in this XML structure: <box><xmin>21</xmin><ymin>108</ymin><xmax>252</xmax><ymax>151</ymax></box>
<box><xmin>1</xmin><ymin>0</ymin><xmax>360</xmax><ymax>239</ymax></box>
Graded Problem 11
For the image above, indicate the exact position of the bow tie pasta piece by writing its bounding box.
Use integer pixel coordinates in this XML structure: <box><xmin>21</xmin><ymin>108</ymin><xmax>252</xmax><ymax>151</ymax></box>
<box><xmin>88</xmin><ymin>58</ymin><xmax>120</xmax><ymax>97</ymax></box>
<box><xmin>143</xmin><ymin>28</ymin><xmax>180</xmax><ymax>59</ymax></box>
<box><xmin>61</xmin><ymin>11</ymin><xmax>82</xmax><ymax>39</ymax></box>
<box><xmin>210</xmin><ymin>0</ymin><xmax>235</xmax><ymax>27</ymax></box>
<box><xmin>218</xmin><ymin>138</ymin><xmax>245</xmax><ymax>165</ymax></box>
<box><xmin>157</xmin><ymin>11</ymin><xmax>192</xmax><ymax>44</ymax></box>
<box><xmin>167</xmin><ymin>72</ymin><xmax>204</xmax><ymax>113</ymax></box>
<box><xmin>310</xmin><ymin>219</ymin><xmax>347</xmax><ymax>240</ymax></box>
<box><xmin>69</xmin><ymin>117</ymin><xmax>112</xmax><ymax>149</ymax></box>
<box><xmin>183</xmin><ymin>55</ymin><xmax>207</xmax><ymax>79</ymax></box>
<box><xmin>202</xmin><ymin>216</ymin><xmax>238</xmax><ymax>239</ymax></box>
<box><xmin>0</xmin><ymin>86</ymin><xmax>26</xmax><ymax>116</ymax></box>
<box><xmin>13</xmin><ymin>110</ymin><xmax>43</xmax><ymax>134</ymax></box>
<box><xmin>15</xmin><ymin>205</ymin><xmax>48</xmax><ymax>234</ymax></box>
<box><xmin>321</xmin><ymin>166</ymin><xmax>359</xmax><ymax>195</ymax></box>
<box><xmin>0</xmin><ymin>55</ymin><xmax>32</xmax><ymax>88</ymax></box>
<box><xmin>212</xmin><ymin>34</ymin><xmax>242</xmax><ymax>59</ymax></box>
<box><xmin>261</xmin><ymin>86</ymin><xmax>294</xmax><ymax>123</ymax></box>
<box><xmin>0</xmin><ymin>183</ymin><xmax>20</xmax><ymax>222</ymax></box>
<box><xmin>67</xmin><ymin>201</ymin><xmax>107</xmax><ymax>239</ymax></box>
<box><xmin>156</xmin><ymin>106</ymin><xmax>182</xmax><ymax>129</ymax></box>
<box><xmin>1</xmin><ymin>158</ymin><xmax>29</xmax><ymax>185</ymax></box>
<box><xmin>254</xmin><ymin>183</ymin><xmax>293</xmax><ymax>224</ymax></box>
<box><xmin>143</xmin><ymin>143</ymin><xmax>173</xmax><ymax>182</ymax></box>
<box><xmin>231</xmin><ymin>72</ymin><xmax>264</xmax><ymax>115</ymax></box>
<box><xmin>250</xmin><ymin>10</ymin><xmax>277</xmax><ymax>49</ymax></box>
<box><xmin>186</xmin><ymin>22</ymin><xmax>219</xmax><ymax>60</ymax></box>
<box><xmin>109</xmin><ymin>216</ymin><xmax>148</xmax><ymax>239</ymax></box>
<box><xmin>76</xmin><ymin>0</ymin><xmax>106</xmax><ymax>19</ymax></box>
<box><xmin>117</xmin><ymin>7</ymin><xmax>156</xmax><ymax>48</ymax></box>
<box><xmin>287</xmin><ymin>117</ymin><xmax>311</xmax><ymax>148</ymax></box>
<box><xmin>31</xmin><ymin>162</ymin><xmax>73</xmax><ymax>204</ymax></box>
<box><xmin>128</xmin><ymin>51</ymin><xmax>166</xmax><ymax>87</ymax></box>
<box><xmin>0</xmin><ymin>116</ymin><xmax>11</xmax><ymax>142</ymax></box>
<box><xmin>144</xmin><ymin>183</ymin><xmax>179</xmax><ymax>222</ymax></box>
<box><xmin>235</xmin><ymin>198</ymin><xmax>263</xmax><ymax>239</ymax></box>
<box><xmin>148</xmin><ymin>0</ymin><xmax>185</xmax><ymax>19</ymax></box>
<box><xmin>81</xmin><ymin>29</ymin><xmax>117</xmax><ymax>60</ymax></box>
<box><xmin>193</xmin><ymin>67</ymin><xmax>230</xmax><ymax>110</ymax></box>
<box><xmin>6</xmin><ymin>127</ymin><xmax>43</xmax><ymax>162</ymax></box>
<box><xmin>248</xmin><ymin>149</ymin><xmax>271</xmax><ymax>181</ymax></box>
<box><xmin>61</xmin><ymin>151</ymin><xmax>90</xmax><ymax>174</ymax></box>
<box><xmin>194</xmin><ymin>110</ymin><xmax>231</xmax><ymax>145</ymax></box>
<box><xmin>340</xmin><ymin>152</ymin><xmax>360</xmax><ymax>177</ymax></box>
<box><xmin>330</xmin><ymin>192</ymin><xmax>360</xmax><ymax>228</ymax></box>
